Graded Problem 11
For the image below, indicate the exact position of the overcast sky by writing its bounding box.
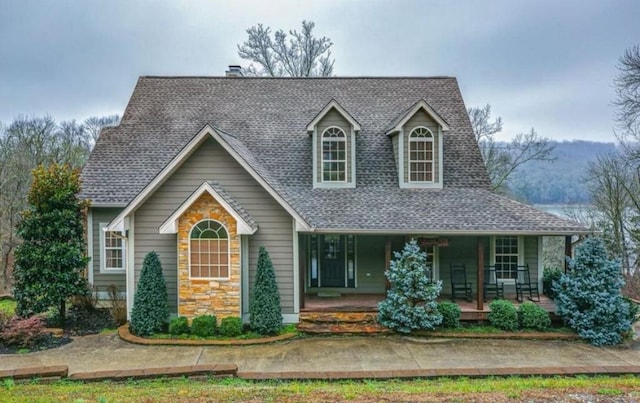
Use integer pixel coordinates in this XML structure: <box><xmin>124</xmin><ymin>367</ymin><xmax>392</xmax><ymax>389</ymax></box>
<box><xmin>1</xmin><ymin>0</ymin><xmax>638</xmax><ymax>142</ymax></box>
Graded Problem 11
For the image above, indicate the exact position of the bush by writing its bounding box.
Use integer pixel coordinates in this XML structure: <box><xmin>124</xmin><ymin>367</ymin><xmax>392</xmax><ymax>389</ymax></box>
<box><xmin>437</xmin><ymin>302</ymin><xmax>461</xmax><ymax>328</ymax></box>
<box><xmin>0</xmin><ymin>316</ymin><xmax>45</xmax><ymax>348</ymax></box>
<box><xmin>249</xmin><ymin>247</ymin><xmax>282</xmax><ymax>335</ymax></box>
<box><xmin>107</xmin><ymin>284</ymin><xmax>127</xmax><ymax>326</ymax></box>
<box><xmin>219</xmin><ymin>317</ymin><xmax>243</xmax><ymax>337</ymax></box>
<box><xmin>191</xmin><ymin>315</ymin><xmax>217</xmax><ymax>337</ymax></box>
<box><xmin>554</xmin><ymin>237</ymin><xmax>635</xmax><ymax>346</ymax></box>
<box><xmin>518</xmin><ymin>302</ymin><xmax>551</xmax><ymax>330</ymax></box>
<box><xmin>130</xmin><ymin>251</ymin><xmax>169</xmax><ymax>337</ymax></box>
<box><xmin>169</xmin><ymin>317</ymin><xmax>190</xmax><ymax>335</ymax></box>
<box><xmin>488</xmin><ymin>300</ymin><xmax>518</xmax><ymax>331</ymax></box>
<box><xmin>542</xmin><ymin>267</ymin><xmax>563</xmax><ymax>299</ymax></box>
<box><xmin>378</xmin><ymin>240</ymin><xmax>443</xmax><ymax>333</ymax></box>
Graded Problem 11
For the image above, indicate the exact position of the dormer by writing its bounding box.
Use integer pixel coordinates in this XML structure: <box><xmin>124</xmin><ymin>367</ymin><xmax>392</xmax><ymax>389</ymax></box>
<box><xmin>386</xmin><ymin>100</ymin><xmax>449</xmax><ymax>189</ymax></box>
<box><xmin>307</xmin><ymin>100</ymin><xmax>361</xmax><ymax>188</ymax></box>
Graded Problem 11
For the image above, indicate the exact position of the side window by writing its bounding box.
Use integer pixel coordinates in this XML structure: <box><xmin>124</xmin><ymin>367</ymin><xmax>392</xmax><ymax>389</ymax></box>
<box><xmin>189</xmin><ymin>220</ymin><xmax>229</xmax><ymax>279</ymax></box>
<box><xmin>321</xmin><ymin>127</ymin><xmax>347</xmax><ymax>182</ymax></box>
<box><xmin>408</xmin><ymin>127</ymin><xmax>434</xmax><ymax>182</ymax></box>
<box><xmin>100</xmin><ymin>223</ymin><xmax>125</xmax><ymax>272</ymax></box>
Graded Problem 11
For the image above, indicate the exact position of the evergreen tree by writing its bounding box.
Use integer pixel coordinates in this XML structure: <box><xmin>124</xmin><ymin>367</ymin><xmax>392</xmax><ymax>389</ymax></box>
<box><xmin>130</xmin><ymin>251</ymin><xmax>168</xmax><ymax>336</ymax></box>
<box><xmin>378</xmin><ymin>239</ymin><xmax>443</xmax><ymax>333</ymax></box>
<box><xmin>554</xmin><ymin>237</ymin><xmax>635</xmax><ymax>346</ymax></box>
<box><xmin>249</xmin><ymin>247</ymin><xmax>282</xmax><ymax>335</ymax></box>
<box><xmin>13</xmin><ymin>164</ymin><xmax>89</xmax><ymax>323</ymax></box>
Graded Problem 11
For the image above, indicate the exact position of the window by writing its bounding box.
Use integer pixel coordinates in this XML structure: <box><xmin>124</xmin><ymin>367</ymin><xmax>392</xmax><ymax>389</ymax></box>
<box><xmin>408</xmin><ymin>127</ymin><xmax>434</xmax><ymax>182</ymax></box>
<box><xmin>494</xmin><ymin>236</ymin><xmax>519</xmax><ymax>281</ymax></box>
<box><xmin>321</xmin><ymin>127</ymin><xmax>346</xmax><ymax>182</ymax></box>
<box><xmin>100</xmin><ymin>223</ymin><xmax>125</xmax><ymax>272</ymax></box>
<box><xmin>189</xmin><ymin>220</ymin><xmax>229</xmax><ymax>279</ymax></box>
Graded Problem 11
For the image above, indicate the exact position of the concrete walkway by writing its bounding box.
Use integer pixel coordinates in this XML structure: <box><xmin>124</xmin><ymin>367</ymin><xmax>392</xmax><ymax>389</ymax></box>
<box><xmin>2</xmin><ymin>333</ymin><xmax>640</xmax><ymax>379</ymax></box>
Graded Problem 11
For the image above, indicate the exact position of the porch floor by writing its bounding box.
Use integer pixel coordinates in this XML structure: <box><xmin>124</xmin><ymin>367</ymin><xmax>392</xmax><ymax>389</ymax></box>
<box><xmin>302</xmin><ymin>293</ymin><xmax>556</xmax><ymax>315</ymax></box>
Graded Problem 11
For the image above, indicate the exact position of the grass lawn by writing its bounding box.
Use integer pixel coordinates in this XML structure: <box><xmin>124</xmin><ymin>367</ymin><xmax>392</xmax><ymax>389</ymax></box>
<box><xmin>1</xmin><ymin>375</ymin><xmax>639</xmax><ymax>402</ymax></box>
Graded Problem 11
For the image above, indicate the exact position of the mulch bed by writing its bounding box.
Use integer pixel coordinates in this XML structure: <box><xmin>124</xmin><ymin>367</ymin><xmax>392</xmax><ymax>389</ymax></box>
<box><xmin>1</xmin><ymin>305</ymin><xmax>116</xmax><ymax>354</ymax></box>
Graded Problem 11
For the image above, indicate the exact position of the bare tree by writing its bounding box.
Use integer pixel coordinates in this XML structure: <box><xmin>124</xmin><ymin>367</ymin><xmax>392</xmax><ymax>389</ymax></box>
<box><xmin>84</xmin><ymin>115</ymin><xmax>119</xmax><ymax>147</ymax></box>
<box><xmin>238</xmin><ymin>20</ymin><xmax>335</xmax><ymax>77</ymax></box>
<box><xmin>0</xmin><ymin>114</ymin><xmax>116</xmax><ymax>292</ymax></box>
<box><xmin>468</xmin><ymin>104</ymin><xmax>555</xmax><ymax>192</ymax></box>
<box><xmin>614</xmin><ymin>45</ymin><xmax>640</xmax><ymax>135</ymax></box>
<box><xmin>587</xmin><ymin>152</ymin><xmax>637</xmax><ymax>274</ymax></box>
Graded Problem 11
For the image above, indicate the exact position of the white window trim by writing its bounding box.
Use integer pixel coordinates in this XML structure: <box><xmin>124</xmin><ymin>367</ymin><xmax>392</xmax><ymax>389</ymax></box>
<box><xmin>99</xmin><ymin>222</ymin><xmax>126</xmax><ymax>273</ymax></box>
<box><xmin>399</xmin><ymin>127</ymin><xmax>443</xmax><ymax>189</ymax></box>
<box><xmin>321</xmin><ymin>126</ymin><xmax>348</xmax><ymax>184</ymax></box>
<box><xmin>408</xmin><ymin>126</ymin><xmax>435</xmax><ymax>184</ymax></box>
<box><xmin>188</xmin><ymin>219</ymin><xmax>231</xmax><ymax>281</ymax></box>
<box><xmin>489</xmin><ymin>235</ymin><xmax>524</xmax><ymax>285</ymax></box>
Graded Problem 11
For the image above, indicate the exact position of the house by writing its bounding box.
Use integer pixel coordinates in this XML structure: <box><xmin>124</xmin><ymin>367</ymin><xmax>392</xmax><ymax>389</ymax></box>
<box><xmin>80</xmin><ymin>70</ymin><xmax>589</xmax><ymax>323</ymax></box>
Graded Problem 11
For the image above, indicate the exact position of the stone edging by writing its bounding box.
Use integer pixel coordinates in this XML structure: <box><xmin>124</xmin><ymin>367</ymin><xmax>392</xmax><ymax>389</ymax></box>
<box><xmin>0</xmin><ymin>365</ymin><xmax>68</xmax><ymax>382</ymax></box>
<box><xmin>118</xmin><ymin>323</ymin><xmax>298</xmax><ymax>346</ymax></box>
<box><xmin>411</xmin><ymin>330</ymin><xmax>579</xmax><ymax>340</ymax></box>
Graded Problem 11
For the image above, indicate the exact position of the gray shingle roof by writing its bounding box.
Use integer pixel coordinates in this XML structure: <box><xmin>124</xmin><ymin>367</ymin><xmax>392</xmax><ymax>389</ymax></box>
<box><xmin>206</xmin><ymin>181</ymin><xmax>257</xmax><ymax>232</ymax></box>
<box><xmin>81</xmin><ymin>76</ymin><xmax>588</xmax><ymax>234</ymax></box>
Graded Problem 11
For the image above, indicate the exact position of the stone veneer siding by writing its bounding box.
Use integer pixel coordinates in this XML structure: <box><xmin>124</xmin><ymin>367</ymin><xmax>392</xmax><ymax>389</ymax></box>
<box><xmin>177</xmin><ymin>193</ymin><xmax>241</xmax><ymax>319</ymax></box>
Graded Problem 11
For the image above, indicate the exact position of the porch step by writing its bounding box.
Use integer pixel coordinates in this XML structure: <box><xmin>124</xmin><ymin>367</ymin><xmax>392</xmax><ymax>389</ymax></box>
<box><xmin>298</xmin><ymin>311</ymin><xmax>390</xmax><ymax>335</ymax></box>
<box><xmin>297</xmin><ymin>321</ymin><xmax>391</xmax><ymax>335</ymax></box>
<box><xmin>299</xmin><ymin>312</ymin><xmax>378</xmax><ymax>324</ymax></box>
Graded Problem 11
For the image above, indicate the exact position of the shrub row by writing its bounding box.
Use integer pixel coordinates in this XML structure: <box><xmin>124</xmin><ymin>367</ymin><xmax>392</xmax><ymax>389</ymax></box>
<box><xmin>434</xmin><ymin>300</ymin><xmax>551</xmax><ymax>331</ymax></box>
<box><xmin>169</xmin><ymin>315</ymin><xmax>244</xmax><ymax>338</ymax></box>
<box><xmin>488</xmin><ymin>300</ymin><xmax>551</xmax><ymax>331</ymax></box>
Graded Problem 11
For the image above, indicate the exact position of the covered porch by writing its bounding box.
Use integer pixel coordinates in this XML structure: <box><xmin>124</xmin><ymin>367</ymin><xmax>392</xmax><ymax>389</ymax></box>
<box><xmin>298</xmin><ymin>233</ymin><xmax>572</xmax><ymax>316</ymax></box>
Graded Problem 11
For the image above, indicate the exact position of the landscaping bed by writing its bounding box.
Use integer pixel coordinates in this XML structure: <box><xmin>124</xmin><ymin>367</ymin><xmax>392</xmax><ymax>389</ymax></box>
<box><xmin>1</xmin><ymin>297</ymin><xmax>118</xmax><ymax>354</ymax></box>
<box><xmin>119</xmin><ymin>323</ymin><xmax>299</xmax><ymax>346</ymax></box>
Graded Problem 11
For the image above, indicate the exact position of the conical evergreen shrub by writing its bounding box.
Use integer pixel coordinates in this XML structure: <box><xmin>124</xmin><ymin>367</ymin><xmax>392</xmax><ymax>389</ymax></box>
<box><xmin>378</xmin><ymin>239</ymin><xmax>443</xmax><ymax>333</ymax></box>
<box><xmin>553</xmin><ymin>237</ymin><xmax>635</xmax><ymax>346</ymax></box>
<box><xmin>249</xmin><ymin>247</ymin><xmax>282</xmax><ymax>335</ymax></box>
<box><xmin>130</xmin><ymin>251</ymin><xmax>168</xmax><ymax>336</ymax></box>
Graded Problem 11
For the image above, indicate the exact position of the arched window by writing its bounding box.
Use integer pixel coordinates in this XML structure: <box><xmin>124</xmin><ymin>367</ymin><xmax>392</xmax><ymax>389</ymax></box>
<box><xmin>189</xmin><ymin>220</ymin><xmax>229</xmax><ymax>279</ymax></box>
<box><xmin>321</xmin><ymin>127</ymin><xmax>346</xmax><ymax>182</ymax></box>
<box><xmin>409</xmin><ymin>127</ymin><xmax>434</xmax><ymax>182</ymax></box>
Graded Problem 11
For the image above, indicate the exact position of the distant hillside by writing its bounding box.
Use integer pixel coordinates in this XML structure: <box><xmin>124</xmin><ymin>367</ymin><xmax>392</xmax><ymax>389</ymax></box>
<box><xmin>507</xmin><ymin>140</ymin><xmax>617</xmax><ymax>204</ymax></box>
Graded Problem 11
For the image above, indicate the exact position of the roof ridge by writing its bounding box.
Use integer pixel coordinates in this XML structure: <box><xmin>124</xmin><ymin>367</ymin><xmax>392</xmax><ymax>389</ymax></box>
<box><xmin>138</xmin><ymin>75</ymin><xmax>456</xmax><ymax>80</ymax></box>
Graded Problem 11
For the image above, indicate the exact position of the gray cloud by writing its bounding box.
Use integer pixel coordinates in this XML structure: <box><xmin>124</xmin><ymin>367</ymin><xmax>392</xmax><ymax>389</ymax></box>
<box><xmin>1</xmin><ymin>0</ymin><xmax>638</xmax><ymax>141</ymax></box>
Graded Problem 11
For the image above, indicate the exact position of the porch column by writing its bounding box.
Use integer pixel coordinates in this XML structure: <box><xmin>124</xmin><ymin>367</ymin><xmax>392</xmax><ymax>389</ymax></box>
<box><xmin>476</xmin><ymin>238</ymin><xmax>484</xmax><ymax>311</ymax></box>
<box><xmin>564</xmin><ymin>236</ymin><xmax>572</xmax><ymax>273</ymax></box>
<box><xmin>385</xmin><ymin>237</ymin><xmax>391</xmax><ymax>292</ymax></box>
<box><xmin>299</xmin><ymin>234</ymin><xmax>306</xmax><ymax>309</ymax></box>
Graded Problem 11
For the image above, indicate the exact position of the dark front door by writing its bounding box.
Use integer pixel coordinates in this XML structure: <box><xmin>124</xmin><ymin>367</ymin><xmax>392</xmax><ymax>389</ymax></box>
<box><xmin>320</xmin><ymin>235</ymin><xmax>345</xmax><ymax>287</ymax></box>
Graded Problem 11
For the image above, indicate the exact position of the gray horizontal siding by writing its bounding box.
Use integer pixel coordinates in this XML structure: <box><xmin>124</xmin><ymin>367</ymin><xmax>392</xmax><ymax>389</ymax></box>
<box><xmin>90</xmin><ymin>207</ymin><xmax>126</xmax><ymax>293</ymax></box>
<box><xmin>134</xmin><ymin>137</ymin><xmax>294</xmax><ymax>315</ymax></box>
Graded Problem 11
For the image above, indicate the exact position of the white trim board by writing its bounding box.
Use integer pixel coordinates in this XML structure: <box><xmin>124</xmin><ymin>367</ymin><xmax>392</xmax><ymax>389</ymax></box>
<box><xmin>306</xmin><ymin>99</ymin><xmax>361</xmax><ymax>132</ymax></box>
<box><xmin>386</xmin><ymin>99</ymin><xmax>450</xmax><ymax>135</ymax></box>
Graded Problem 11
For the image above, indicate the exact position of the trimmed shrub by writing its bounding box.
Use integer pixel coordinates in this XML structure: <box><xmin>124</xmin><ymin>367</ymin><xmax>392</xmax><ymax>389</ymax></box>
<box><xmin>191</xmin><ymin>315</ymin><xmax>217</xmax><ymax>337</ymax></box>
<box><xmin>0</xmin><ymin>315</ymin><xmax>45</xmax><ymax>348</ymax></box>
<box><xmin>219</xmin><ymin>317</ymin><xmax>243</xmax><ymax>337</ymax></box>
<box><xmin>518</xmin><ymin>302</ymin><xmax>551</xmax><ymax>330</ymax></box>
<box><xmin>488</xmin><ymin>300</ymin><xmax>518</xmax><ymax>331</ymax></box>
<box><xmin>169</xmin><ymin>317</ymin><xmax>190</xmax><ymax>335</ymax></box>
<box><xmin>378</xmin><ymin>240</ymin><xmax>443</xmax><ymax>333</ymax></box>
<box><xmin>249</xmin><ymin>247</ymin><xmax>282</xmax><ymax>335</ymax></box>
<box><xmin>542</xmin><ymin>267</ymin><xmax>563</xmax><ymax>299</ymax></box>
<box><xmin>130</xmin><ymin>251</ymin><xmax>169</xmax><ymax>337</ymax></box>
<box><xmin>437</xmin><ymin>302</ymin><xmax>461</xmax><ymax>328</ymax></box>
<box><xmin>554</xmin><ymin>237</ymin><xmax>635</xmax><ymax>346</ymax></box>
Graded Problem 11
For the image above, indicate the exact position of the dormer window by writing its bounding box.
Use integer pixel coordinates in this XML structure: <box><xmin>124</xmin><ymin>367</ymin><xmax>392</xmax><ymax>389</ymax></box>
<box><xmin>308</xmin><ymin>100</ymin><xmax>360</xmax><ymax>189</ymax></box>
<box><xmin>322</xmin><ymin>127</ymin><xmax>347</xmax><ymax>182</ymax></box>
<box><xmin>385</xmin><ymin>100</ymin><xmax>449</xmax><ymax>189</ymax></box>
<box><xmin>409</xmin><ymin>127</ymin><xmax>434</xmax><ymax>182</ymax></box>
